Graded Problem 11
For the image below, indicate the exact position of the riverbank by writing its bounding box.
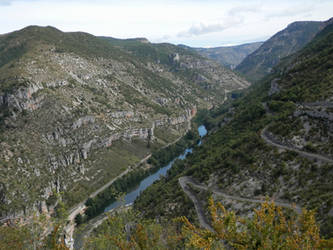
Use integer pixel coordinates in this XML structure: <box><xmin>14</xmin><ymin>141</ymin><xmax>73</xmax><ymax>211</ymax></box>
<box><xmin>62</xmin><ymin>121</ymin><xmax>201</xmax><ymax>248</ymax></box>
<box><xmin>73</xmin><ymin>125</ymin><xmax>207</xmax><ymax>249</ymax></box>
<box><xmin>63</xmin><ymin>152</ymin><xmax>152</xmax><ymax>248</ymax></box>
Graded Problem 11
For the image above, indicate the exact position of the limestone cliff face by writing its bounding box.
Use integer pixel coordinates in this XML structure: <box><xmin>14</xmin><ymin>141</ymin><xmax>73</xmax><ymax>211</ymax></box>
<box><xmin>0</xmin><ymin>26</ymin><xmax>249</xmax><ymax>218</ymax></box>
<box><xmin>0</xmin><ymin>83</ymin><xmax>44</xmax><ymax>112</ymax></box>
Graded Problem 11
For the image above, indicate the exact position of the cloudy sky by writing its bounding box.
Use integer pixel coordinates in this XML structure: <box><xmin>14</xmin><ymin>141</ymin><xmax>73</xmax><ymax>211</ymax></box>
<box><xmin>0</xmin><ymin>0</ymin><xmax>332</xmax><ymax>47</ymax></box>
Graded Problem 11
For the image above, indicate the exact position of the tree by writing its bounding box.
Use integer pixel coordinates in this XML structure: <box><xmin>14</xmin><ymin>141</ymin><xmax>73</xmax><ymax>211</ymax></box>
<box><xmin>0</xmin><ymin>224</ymin><xmax>30</xmax><ymax>249</ymax></box>
<box><xmin>75</xmin><ymin>213</ymin><xmax>83</xmax><ymax>225</ymax></box>
<box><xmin>85</xmin><ymin>210</ymin><xmax>184</xmax><ymax>249</ymax></box>
<box><xmin>181</xmin><ymin>198</ymin><xmax>333</xmax><ymax>249</ymax></box>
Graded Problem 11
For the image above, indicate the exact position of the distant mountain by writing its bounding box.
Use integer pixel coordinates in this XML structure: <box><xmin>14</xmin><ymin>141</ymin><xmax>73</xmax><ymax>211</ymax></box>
<box><xmin>0</xmin><ymin>26</ymin><xmax>249</xmax><ymax>216</ymax></box>
<box><xmin>193</xmin><ymin>42</ymin><xmax>263</xmax><ymax>69</ymax></box>
<box><xmin>236</xmin><ymin>20</ymin><xmax>328</xmax><ymax>82</ymax></box>
<box><xmin>135</xmin><ymin>19</ymin><xmax>333</xmax><ymax>238</ymax></box>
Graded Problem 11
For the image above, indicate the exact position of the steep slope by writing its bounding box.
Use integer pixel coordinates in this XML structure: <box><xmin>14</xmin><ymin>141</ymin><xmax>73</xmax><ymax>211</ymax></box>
<box><xmin>0</xmin><ymin>26</ymin><xmax>249</xmax><ymax>218</ymax></box>
<box><xmin>193</xmin><ymin>42</ymin><xmax>263</xmax><ymax>69</ymax></box>
<box><xmin>236</xmin><ymin>20</ymin><xmax>328</xmax><ymax>82</ymax></box>
<box><xmin>100</xmin><ymin>36</ymin><xmax>250</xmax><ymax>92</ymax></box>
<box><xmin>134</xmin><ymin>21</ymin><xmax>333</xmax><ymax>237</ymax></box>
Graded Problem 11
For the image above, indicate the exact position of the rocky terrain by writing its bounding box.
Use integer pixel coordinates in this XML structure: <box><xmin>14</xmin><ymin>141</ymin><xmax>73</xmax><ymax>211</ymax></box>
<box><xmin>0</xmin><ymin>26</ymin><xmax>249</xmax><ymax>220</ymax></box>
<box><xmin>193</xmin><ymin>42</ymin><xmax>263</xmax><ymax>69</ymax></box>
<box><xmin>134</xmin><ymin>19</ymin><xmax>333</xmax><ymax>237</ymax></box>
<box><xmin>236</xmin><ymin>20</ymin><xmax>330</xmax><ymax>82</ymax></box>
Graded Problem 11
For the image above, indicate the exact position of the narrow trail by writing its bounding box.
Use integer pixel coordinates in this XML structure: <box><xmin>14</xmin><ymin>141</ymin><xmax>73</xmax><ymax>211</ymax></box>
<box><xmin>178</xmin><ymin>102</ymin><xmax>332</xmax><ymax>232</ymax></box>
<box><xmin>178</xmin><ymin>177</ymin><xmax>214</xmax><ymax>231</ymax></box>
<box><xmin>180</xmin><ymin>176</ymin><xmax>302</xmax><ymax>215</ymax></box>
<box><xmin>88</xmin><ymin>116</ymin><xmax>194</xmax><ymax>201</ymax></box>
<box><xmin>90</xmin><ymin>153</ymin><xmax>152</xmax><ymax>199</ymax></box>
<box><xmin>179</xmin><ymin>176</ymin><xmax>302</xmax><ymax>231</ymax></box>
<box><xmin>64</xmin><ymin>153</ymin><xmax>152</xmax><ymax>248</ymax></box>
<box><xmin>179</xmin><ymin>122</ymin><xmax>333</xmax><ymax>230</ymax></box>
<box><xmin>68</xmin><ymin>153</ymin><xmax>151</xmax><ymax>217</ymax></box>
<box><xmin>261</xmin><ymin>126</ymin><xmax>333</xmax><ymax>164</ymax></box>
<box><xmin>70</xmin><ymin>119</ymin><xmax>196</xmax><ymax>248</ymax></box>
<box><xmin>73</xmin><ymin>212</ymin><xmax>109</xmax><ymax>250</ymax></box>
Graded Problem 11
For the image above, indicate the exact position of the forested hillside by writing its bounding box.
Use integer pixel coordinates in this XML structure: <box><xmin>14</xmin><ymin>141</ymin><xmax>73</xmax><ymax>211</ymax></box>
<box><xmin>1</xmin><ymin>17</ymin><xmax>332</xmax><ymax>250</ymax></box>
<box><xmin>81</xmin><ymin>21</ymin><xmax>333</xmax><ymax>246</ymax></box>
<box><xmin>236</xmin><ymin>20</ymin><xmax>328</xmax><ymax>82</ymax></box>
<box><xmin>134</xmin><ymin>20</ymin><xmax>333</xmax><ymax>238</ymax></box>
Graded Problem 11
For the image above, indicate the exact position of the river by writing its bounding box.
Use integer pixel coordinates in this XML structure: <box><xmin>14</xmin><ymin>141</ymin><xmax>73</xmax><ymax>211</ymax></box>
<box><xmin>73</xmin><ymin>125</ymin><xmax>207</xmax><ymax>249</ymax></box>
<box><xmin>104</xmin><ymin>125</ymin><xmax>207</xmax><ymax>212</ymax></box>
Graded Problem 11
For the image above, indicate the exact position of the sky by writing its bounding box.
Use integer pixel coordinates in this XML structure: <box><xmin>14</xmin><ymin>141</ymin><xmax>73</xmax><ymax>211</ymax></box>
<box><xmin>0</xmin><ymin>0</ymin><xmax>332</xmax><ymax>47</ymax></box>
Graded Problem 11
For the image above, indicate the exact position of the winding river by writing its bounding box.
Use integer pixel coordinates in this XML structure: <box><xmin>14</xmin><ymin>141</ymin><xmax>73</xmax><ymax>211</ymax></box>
<box><xmin>104</xmin><ymin>125</ymin><xmax>207</xmax><ymax>212</ymax></box>
<box><xmin>73</xmin><ymin>125</ymin><xmax>207</xmax><ymax>249</ymax></box>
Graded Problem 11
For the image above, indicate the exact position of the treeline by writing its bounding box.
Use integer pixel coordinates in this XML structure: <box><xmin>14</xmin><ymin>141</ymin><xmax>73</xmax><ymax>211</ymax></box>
<box><xmin>84</xmin><ymin>168</ymin><xmax>150</xmax><ymax>220</ymax></box>
<box><xmin>85</xmin><ymin>199</ymin><xmax>333</xmax><ymax>249</ymax></box>
<box><xmin>2</xmin><ymin>198</ymin><xmax>332</xmax><ymax>249</ymax></box>
<box><xmin>133</xmin><ymin>77</ymin><xmax>289</xmax><ymax>220</ymax></box>
<box><xmin>133</xmin><ymin>22</ymin><xmax>333</xmax><ymax>239</ymax></box>
<box><xmin>147</xmin><ymin>130</ymin><xmax>198</xmax><ymax>168</ymax></box>
<box><xmin>83</xmin><ymin>129</ymin><xmax>200</xmax><ymax>221</ymax></box>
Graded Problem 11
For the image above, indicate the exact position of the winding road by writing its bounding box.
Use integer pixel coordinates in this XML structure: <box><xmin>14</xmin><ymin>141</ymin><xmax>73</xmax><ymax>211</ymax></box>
<box><xmin>72</xmin><ymin>100</ymin><xmax>333</xmax><ymax>244</ymax></box>
<box><xmin>179</xmin><ymin>121</ymin><xmax>333</xmax><ymax>230</ymax></box>
<box><xmin>69</xmin><ymin>119</ymin><xmax>195</xmax><ymax>248</ymax></box>
<box><xmin>179</xmin><ymin>176</ymin><xmax>303</xmax><ymax>231</ymax></box>
<box><xmin>261</xmin><ymin>126</ymin><xmax>333</xmax><ymax>164</ymax></box>
<box><xmin>179</xmin><ymin>176</ymin><xmax>302</xmax><ymax>215</ymax></box>
<box><xmin>179</xmin><ymin>177</ymin><xmax>214</xmax><ymax>231</ymax></box>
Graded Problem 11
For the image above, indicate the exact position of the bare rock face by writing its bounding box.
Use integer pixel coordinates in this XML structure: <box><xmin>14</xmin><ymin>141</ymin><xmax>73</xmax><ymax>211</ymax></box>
<box><xmin>268</xmin><ymin>78</ymin><xmax>280</xmax><ymax>96</ymax></box>
<box><xmin>0</xmin><ymin>25</ymin><xmax>250</xmax><ymax>216</ymax></box>
<box><xmin>294</xmin><ymin>107</ymin><xmax>333</xmax><ymax>121</ymax></box>
<box><xmin>0</xmin><ymin>83</ymin><xmax>44</xmax><ymax>112</ymax></box>
<box><xmin>81</xmin><ymin>139</ymin><xmax>96</xmax><ymax>160</ymax></box>
<box><xmin>72</xmin><ymin>116</ymin><xmax>95</xmax><ymax>130</ymax></box>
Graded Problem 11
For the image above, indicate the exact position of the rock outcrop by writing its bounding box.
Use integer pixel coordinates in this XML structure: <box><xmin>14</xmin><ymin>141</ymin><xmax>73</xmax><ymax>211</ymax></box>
<box><xmin>0</xmin><ymin>83</ymin><xmax>44</xmax><ymax>112</ymax></box>
<box><xmin>268</xmin><ymin>78</ymin><xmax>280</xmax><ymax>96</ymax></box>
<box><xmin>0</xmin><ymin>25</ymin><xmax>249</xmax><ymax>218</ymax></box>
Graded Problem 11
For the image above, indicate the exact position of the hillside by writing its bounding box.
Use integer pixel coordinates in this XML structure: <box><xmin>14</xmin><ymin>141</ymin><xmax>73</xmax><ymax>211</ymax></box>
<box><xmin>0</xmin><ymin>26</ymin><xmax>249</xmax><ymax>218</ymax></box>
<box><xmin>236</xmin><ymin>20</ymin><xmax>328</xmax><ymax>82</ymax></box>
<box><xmin>134</xmin><ymin>20</ymin><xmax>333</xmax><ymax>237</ymax></box>
<box><xmin>193</xmin><ymin>42</ymin><xmax>263</xmax><ymax>69</ymax></box>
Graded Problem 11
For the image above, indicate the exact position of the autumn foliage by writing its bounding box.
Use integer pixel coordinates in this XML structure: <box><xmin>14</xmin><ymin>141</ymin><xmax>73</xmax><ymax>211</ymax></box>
<box><xmin>2</xmin><ymin>199</ymin><xmax>332</xmax><ymax>249</ymax></box>
<box><xmin>181</xmin><ymin>198</ymin><xmax>333</xmax><ymax>249</ymax></box>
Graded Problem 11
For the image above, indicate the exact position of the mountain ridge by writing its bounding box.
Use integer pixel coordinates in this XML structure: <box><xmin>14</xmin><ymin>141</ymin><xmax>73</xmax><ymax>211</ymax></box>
<box><xmin>193</xmin><ymin>41</ymin><xmax>264</xmax><ymax>69</ymax></box>
<box><xmin>236</xmin><ymin>20</ymin><xmax>329</xmax><ymax>82</ymax></box>
<box><xmin>0</xmin><ymin>25</ymin><xmax>248</xmax><ymax>218</ymax></box>
<box><xmin>134</xmin><ymin>19</ymin><xmax>333</xmax><ymax>237</ymax></box>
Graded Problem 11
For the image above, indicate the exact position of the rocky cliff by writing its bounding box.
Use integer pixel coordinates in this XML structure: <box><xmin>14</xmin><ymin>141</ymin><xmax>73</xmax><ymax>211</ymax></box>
<box><xmin>0</xmin><ymin>26</ymin><xmax>249</xmax><ymax>218</ymax></box>
<box><xmin>134</xmin><ymin>19</ymin><xmax>333</xmax><ymax>237</ymax></box>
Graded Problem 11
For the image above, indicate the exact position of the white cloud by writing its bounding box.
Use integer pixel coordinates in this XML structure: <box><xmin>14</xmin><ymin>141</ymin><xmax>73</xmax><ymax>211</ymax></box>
<box><xmin>177</xmin><ymin>17</ymin><xmax>244</xmax><ymax>38</ymax></box>
<box><xmin>0</xmin><ymin>0</ymin><xmax>332</xmax><ymax>47</ymax></box>
<box><xmin>228</xmin><ymin>4</ymin><xmax>262</xmax><ymax>17</ymax></box>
